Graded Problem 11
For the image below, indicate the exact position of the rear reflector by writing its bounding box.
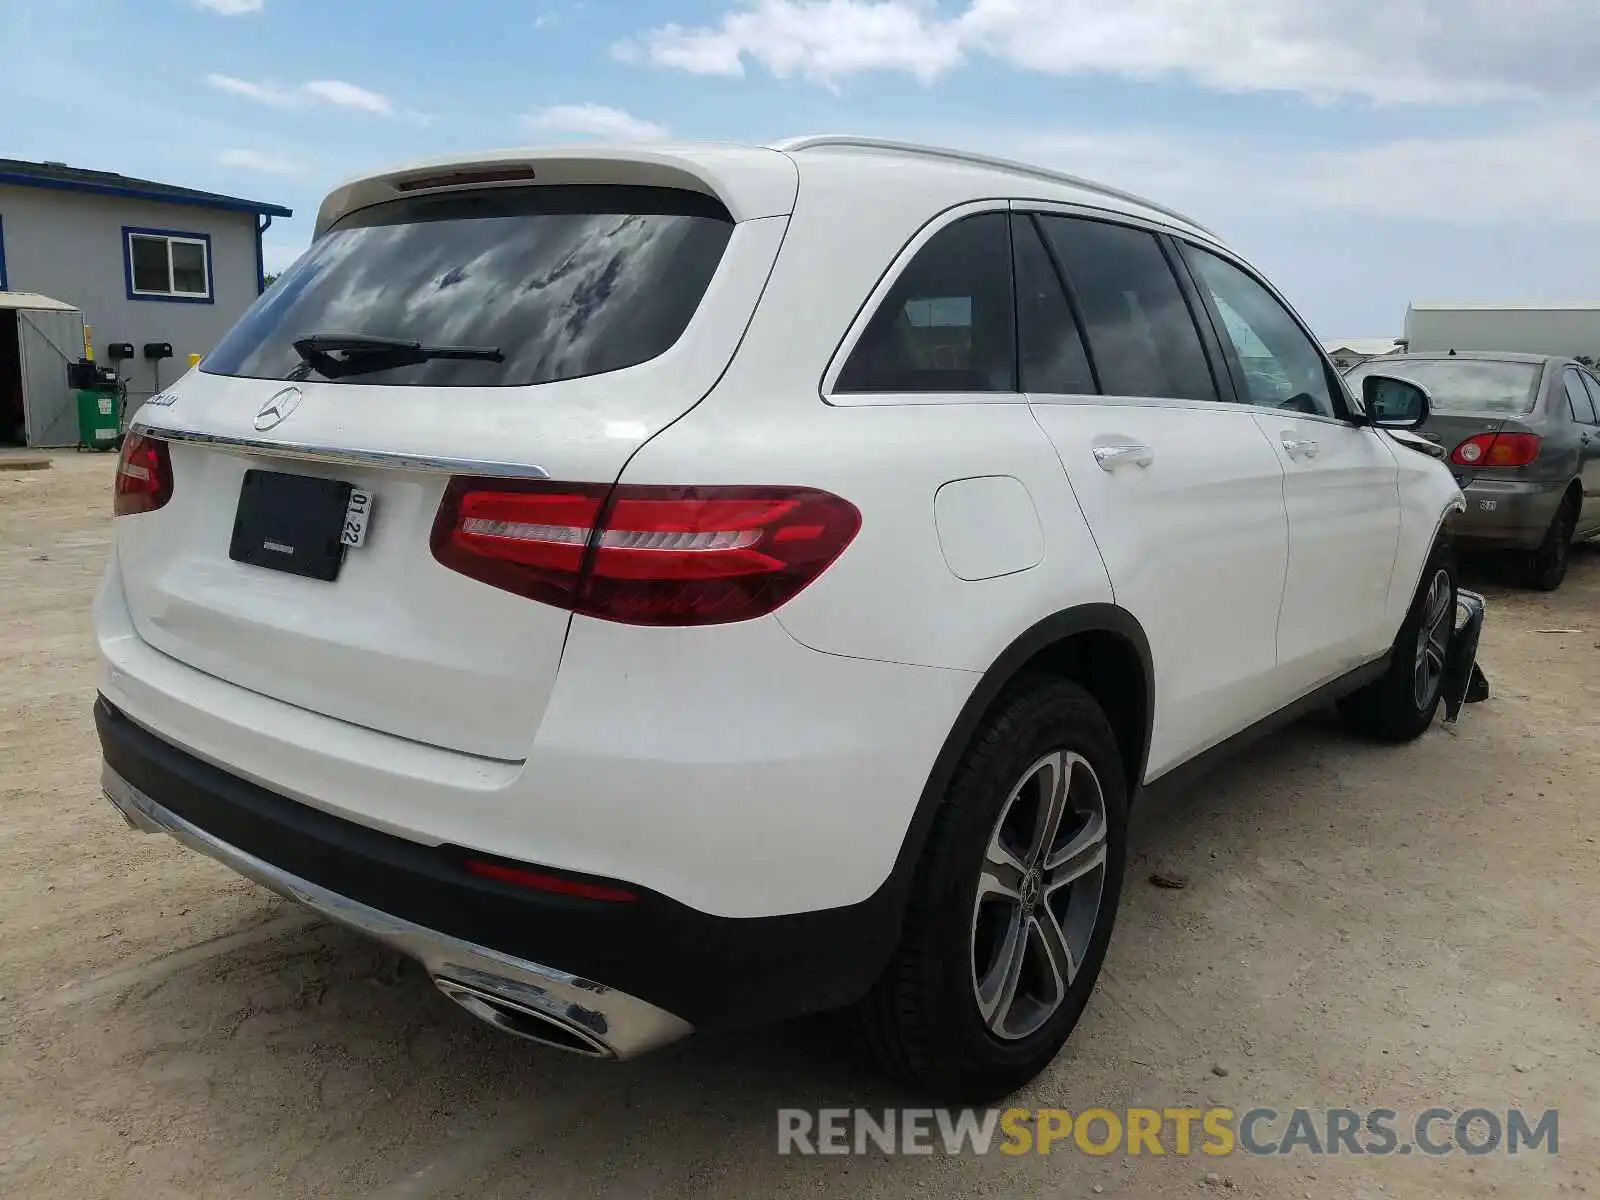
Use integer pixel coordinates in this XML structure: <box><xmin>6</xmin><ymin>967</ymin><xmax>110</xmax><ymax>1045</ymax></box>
<box><xmin>463</xmin><ymin>858</ymin><xmax>638</xmax><ymax>903</ymax></box>
<box><xmin>113</xmin><ymin>433</ymin><xmax>174</xmax><ymax>517</ymax></box>
<box><xmin>431</xmin><ymin>481</ymin><xmax>860</xmax><ymax>625</ymax></box>
<box><xmin>1451</xmin><ymin>432</ymin><xmax>1541</xmax><ymax>468</ymax></box>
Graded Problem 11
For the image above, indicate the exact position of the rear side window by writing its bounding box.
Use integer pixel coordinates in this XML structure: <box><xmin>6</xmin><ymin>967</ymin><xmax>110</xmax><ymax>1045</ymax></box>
<box><xmin>1039</xmin><ymin>216</ymin><xmax>1217</xmax><ymax>403</ymax></box>
<box><xmin>203</xmin><ymin>186</ymin><xmax>734</xmax><ymax>388</ymax></box>
<box><xmin>1582</xmin><ymin>371</ymin><xmax>1600</xmax><ymax>423</ymax></box>
<box><xmin>1563</xmin><ymin>370</ymin><xmax>1598</xmax><ymax>423</ymax></box>
<box><xmin>835</xmin><ymin>213</ymin><xmax>1016</xmax><ymax>394</ymax></box>
<box><xmin>1013</xmin><ymin>214</ymin><xmax>1095</xmax><ymax>394</ymax></box>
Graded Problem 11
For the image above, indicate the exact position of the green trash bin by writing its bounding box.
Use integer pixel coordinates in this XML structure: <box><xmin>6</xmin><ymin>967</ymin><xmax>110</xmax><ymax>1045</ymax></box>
<box><xmin>77</xmin><ymin>385</ymin><xmax>122</xmax><ymax>451</ymax></box>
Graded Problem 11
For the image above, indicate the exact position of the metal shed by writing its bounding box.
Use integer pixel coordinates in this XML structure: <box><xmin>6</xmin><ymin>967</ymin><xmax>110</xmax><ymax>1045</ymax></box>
<box><xmin>0</xmin><ymin>292</ymin><xmax>86</xmax><ymax>448</ymax></box>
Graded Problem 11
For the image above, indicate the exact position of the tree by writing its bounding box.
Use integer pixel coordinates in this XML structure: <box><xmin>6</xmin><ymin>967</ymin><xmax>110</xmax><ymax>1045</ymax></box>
<box><xmin>262</xmin><ymin>272</ymin><xmax>281</xmax><ymax>288</ymax></box>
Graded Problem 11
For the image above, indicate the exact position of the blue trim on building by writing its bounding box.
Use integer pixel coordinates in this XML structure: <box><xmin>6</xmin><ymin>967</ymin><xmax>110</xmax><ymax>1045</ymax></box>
<box><xmin>123</xmin><ymin>225</ymin><xmax>216</xmax><ymax>305</ymax></box>
<box><xmin>0</xmin><ymin>213</ymin><xmax>7</xmax><ymax>291</ymax></box>
<box><xmin>0</xmin><ymin>171</ymin><xmax>291</xmax><ymax>218</ymax></box>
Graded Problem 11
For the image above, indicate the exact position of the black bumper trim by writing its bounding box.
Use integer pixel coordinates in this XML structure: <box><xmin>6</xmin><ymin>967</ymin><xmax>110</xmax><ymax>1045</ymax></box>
<box><xmin>94</xmin><ymin>696</ymin><xmax>899</xmax><ymax>1028</ymax></box>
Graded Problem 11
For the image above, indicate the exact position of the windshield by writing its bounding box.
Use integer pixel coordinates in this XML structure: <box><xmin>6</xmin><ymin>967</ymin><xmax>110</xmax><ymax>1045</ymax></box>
<box><xmin>203</xmin><ymin>185</ymin><xmax>734</xmax><ymax>388</ymax></box>
<box><xmin>1345</xmin><ymin>359</ymin><xmax>1542</xmax><ymax>415</ymax></box>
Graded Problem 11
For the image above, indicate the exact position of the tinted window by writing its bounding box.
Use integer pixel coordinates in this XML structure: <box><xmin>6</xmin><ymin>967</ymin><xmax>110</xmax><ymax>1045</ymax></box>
<box><xmin>1013</xmin><ymin>215</ymin><xmax>1095</xmax><ymax>394</ymax></box>
<box><xmin>1344</xmin><ymin>359</ymin><xmax>1542</xmax><ymax>415</ymax></box>
<box><xmin>204</xmin><ymin>186</ymin><xmax>734</xmax><ymax>388</ymax></box>
<box><xmin>1040</xmin><ymin>217</ymin><xmax>1215</xmax><ymax>402</ymax></box>
<box><xmin>1563</xmin><ymin>370</ymin><xmax>1598</xmax><ymax>424</ymax></box>
<box><xmin>1184</xmin><ymin>247</ymin><xmax>1338</xmax><ymax>418</ymax></box>
<box><xmin>837</xmin><ymin>213</ymin><xmax>1015</xmax><ymax>394</ymax></box>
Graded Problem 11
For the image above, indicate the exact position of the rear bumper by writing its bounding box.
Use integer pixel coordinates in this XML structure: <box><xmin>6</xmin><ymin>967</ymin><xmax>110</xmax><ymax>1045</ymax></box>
<box><xmin>1451</xmin><ymin>478</ymin><xmax>1566</xmax><ymax>550</ymax></box>
<box><xmin>95</xmin><ymin>697</ymin><xmax>905</xmax><ymax>1033</ymax></box>
<box><xmin>101</xmin><ymin>760</ymin><xmax>689</xmax><ymax>1059</ymax></box>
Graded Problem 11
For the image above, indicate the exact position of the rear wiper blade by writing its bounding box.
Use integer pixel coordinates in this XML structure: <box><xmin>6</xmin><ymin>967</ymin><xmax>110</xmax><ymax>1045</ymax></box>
<box><xmin>289</xmin><ymin>332</ymin><xmax>504</xmax><ymax>379</ymax></box>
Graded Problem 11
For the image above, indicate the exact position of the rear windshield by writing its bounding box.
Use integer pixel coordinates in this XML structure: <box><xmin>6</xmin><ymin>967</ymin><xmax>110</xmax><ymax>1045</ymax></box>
<box><xmin>203</xmin><ymin>185</ymin><xmax>734</xmax><ymax>388</ymax></box>
<box><xmin>1345</xmin><ymin>359</ymin><xmax>1542</xmax><ymax>415</ymax></box>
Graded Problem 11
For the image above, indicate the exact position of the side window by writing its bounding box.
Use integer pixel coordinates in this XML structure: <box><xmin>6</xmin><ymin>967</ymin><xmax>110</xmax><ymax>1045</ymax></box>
<box><xmin>1562</xmin><ymin>370</ymin><xmax>1598</xmax><ymax>424</ymax></box>
<box><xmin>1182</xmin><ymin>246</ymin><xmax>1339</xmax><ymax>418</ymax></box>
<box><xmin>1012</xmin><ymin>214</ymin><xmax>1095</xmax><ymax>394</ymax></box>
<box><xmin>1039</xmin><ymin>216</ymin><xmax>1216</xmax><ymax>402</ymax></box>
<box><xmin>836</xmin><ymin>213</ymin><xmax>1015</xmax><ymax>394</ymax></box>
<box><xmin>1581</xmin><ymin>371</ymin><xmax>1600</xmax><ymax>424</ymax></box>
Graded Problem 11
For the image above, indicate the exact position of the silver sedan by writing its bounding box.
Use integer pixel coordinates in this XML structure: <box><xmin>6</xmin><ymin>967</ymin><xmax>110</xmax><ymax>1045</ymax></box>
<box><xmin>1346</xmin><ymin>352</ymin><xmax>1600</xmax><ymax>590</ymax></box>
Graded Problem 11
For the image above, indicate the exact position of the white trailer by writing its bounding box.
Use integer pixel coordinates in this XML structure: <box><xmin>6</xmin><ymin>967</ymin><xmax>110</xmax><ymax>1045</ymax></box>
<box><xmin>1404</xmin><ymin>303</ymin><xmax>1600</xmax><ymax>359</ymax></box>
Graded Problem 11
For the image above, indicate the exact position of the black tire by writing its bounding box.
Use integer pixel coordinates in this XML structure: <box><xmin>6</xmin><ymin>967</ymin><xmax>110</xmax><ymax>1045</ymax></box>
<box><xmin>1338</xmin><ymin>538</ymin><xmax>1456</xmax><ymax>743</ymax></box>
<box><xmin>1519</xmin><ymin>494</ymin><xmax>1576</xmax><ymax>591</ymax></box>
<box><xmin>858</xmin><ymin>677</ymin><xmax>1128</xmax><ymax>1102</ymax></box>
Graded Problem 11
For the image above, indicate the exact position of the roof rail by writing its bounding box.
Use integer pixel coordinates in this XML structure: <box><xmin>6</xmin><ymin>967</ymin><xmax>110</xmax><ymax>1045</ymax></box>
<box><xmin>769</xmin><ymin>135</ymin><xmax>1217</xmax><ymax>238</ymax></box>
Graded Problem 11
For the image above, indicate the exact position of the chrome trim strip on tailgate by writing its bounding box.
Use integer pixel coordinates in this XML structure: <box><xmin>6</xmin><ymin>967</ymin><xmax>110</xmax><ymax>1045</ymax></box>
<box><xmin>130</xmin><ymin>418</ymin><xmax>551</xmax><ymax>479</ymax></box>
<box><xmin>100</xmin><ymin>764</ymin><xmax>693</xmax><ymax>1058</ymax></box>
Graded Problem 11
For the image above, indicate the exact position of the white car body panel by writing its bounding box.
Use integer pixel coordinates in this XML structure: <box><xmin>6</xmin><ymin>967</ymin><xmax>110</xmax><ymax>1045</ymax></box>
<box><xmin>1027</xmin><ymin>396</ymin><xmax>1289</xmax><ymax>779</ymax></box>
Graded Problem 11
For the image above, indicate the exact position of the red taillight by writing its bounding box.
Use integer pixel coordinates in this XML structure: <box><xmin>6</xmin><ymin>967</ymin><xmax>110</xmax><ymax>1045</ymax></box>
<box><xmin>1451</xmin><ymin>432</ymin><xmax>1541</xmax><ymax>468</ymax></box>
<box><xmin>113</xmin><ymin>434</ymin><xmax>174</xmax><ymax>516</ymax></box>
<box><xmin>463</xmin><ymin>858</ymin><xmax>638</xmax><ymax>903</ymax></box>
<box><xmin>431</xmin><ymin>481</ymin><xmax>861</xmax><ymax>626</ymax></box>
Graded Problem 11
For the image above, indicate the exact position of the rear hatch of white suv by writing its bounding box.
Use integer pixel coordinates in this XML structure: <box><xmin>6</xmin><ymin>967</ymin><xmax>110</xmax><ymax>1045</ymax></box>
<box><xmin>113</xmin><ymin>150</ymin><xmax>796</xmax><ymax>761</ymax></box>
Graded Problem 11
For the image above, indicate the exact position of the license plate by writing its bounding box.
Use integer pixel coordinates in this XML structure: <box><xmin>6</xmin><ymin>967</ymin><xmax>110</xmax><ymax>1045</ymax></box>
<box><xmin>230</xmin><ymin>470</ymin><xmax>362</xmax><ymax>582</ymax></box>
<box><xmin>341</xmin><ymin>488</ymin><xmax>373</xmax><ymax>547</ymax></box>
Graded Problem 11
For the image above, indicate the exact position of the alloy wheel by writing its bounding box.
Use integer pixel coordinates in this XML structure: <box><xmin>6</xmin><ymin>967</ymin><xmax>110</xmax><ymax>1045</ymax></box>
<box><xmin>1412</xmin><ymin>569</ymin><xmax>1452</xmax><ymax>711</ymax></box>
<box><xmin>970</xmin><ymin>750</ymin><xmax>1108</xmax><ymax>1042</ymax></box>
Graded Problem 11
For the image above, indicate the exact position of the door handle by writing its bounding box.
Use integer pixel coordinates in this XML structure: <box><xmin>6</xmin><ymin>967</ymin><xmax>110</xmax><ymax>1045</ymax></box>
<box><xmin>1281</xmin><ymin>437</ymin><xmax>1320</xmax><ymax>461</ymax></box>
<box><xmin>1092</xmin><ymin>444</ymin><xmax>1155</xmax><ymax>471</ymax></box>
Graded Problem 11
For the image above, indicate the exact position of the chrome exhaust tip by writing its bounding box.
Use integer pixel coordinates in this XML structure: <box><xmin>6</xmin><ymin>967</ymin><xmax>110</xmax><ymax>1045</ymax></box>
<box><xmin>434</xmin><ymin>975</ymin><xmax>616</xmax><ymax>1059</ymax></box>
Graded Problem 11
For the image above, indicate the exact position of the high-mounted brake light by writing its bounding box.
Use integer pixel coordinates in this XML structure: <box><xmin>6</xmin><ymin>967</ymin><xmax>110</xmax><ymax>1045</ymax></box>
<box><xmin>1451</xmin><ymin>432</ymin><xmax>1541</xmax><ymax>468</ymax></box>
<box><xmin>431</xmin><ymin>481</ymin><xmax>861</xmax><ymax>626</ymax></box>
<box><xmin>113</xmin><ymin>433</ymin><xmax>174</xmax><ymax>517</ymax></box>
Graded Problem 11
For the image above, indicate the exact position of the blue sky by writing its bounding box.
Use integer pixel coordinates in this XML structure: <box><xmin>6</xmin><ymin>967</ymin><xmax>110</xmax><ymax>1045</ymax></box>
<box><xmin>3</xmin><ymin>0</ymin><xmax>1596</xmax><ymax>336</ymax></box>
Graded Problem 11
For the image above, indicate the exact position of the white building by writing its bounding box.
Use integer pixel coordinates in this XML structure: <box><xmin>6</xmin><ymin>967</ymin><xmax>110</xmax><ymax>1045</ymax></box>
<box><xmin>1320</xmin><ymin>338</ymin><xmax>1402</xmax><ymax>371</ymax></box>
<box><xmin>1403</xmin><ymin>303</ymin><xmax>1600</xmax><ymax>359</ymax></box>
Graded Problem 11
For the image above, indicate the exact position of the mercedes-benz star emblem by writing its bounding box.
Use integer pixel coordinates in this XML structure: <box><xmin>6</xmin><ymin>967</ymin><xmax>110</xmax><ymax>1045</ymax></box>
<box><xmin>254</xmin><ymin>386</ymin><xmax>303</xmax><ymax>432</ymax></box>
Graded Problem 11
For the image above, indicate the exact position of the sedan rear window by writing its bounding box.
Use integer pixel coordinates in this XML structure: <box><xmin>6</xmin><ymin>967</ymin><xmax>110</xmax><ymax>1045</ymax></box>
<box><xmin>1344</xmin><ymin>359</ymin><xmax>1542</xmax><ymax>415</ymax></box>
<box><xmin>203</xmin><ymin>186</ymin><xmax>734</xmax><ymax>388</ymax></box>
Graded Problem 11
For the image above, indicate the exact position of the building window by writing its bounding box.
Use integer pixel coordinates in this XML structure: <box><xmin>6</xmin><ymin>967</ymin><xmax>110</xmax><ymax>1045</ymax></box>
<box><xmin>123</xmin><ymin>227</ymin><xmax>213</xmax><ymax>302</ymax></box>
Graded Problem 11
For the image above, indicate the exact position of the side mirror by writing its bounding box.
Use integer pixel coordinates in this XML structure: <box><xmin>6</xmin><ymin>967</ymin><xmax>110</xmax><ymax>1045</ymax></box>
<box><xmin>1362</xmin><ymin>375</ymin><xmax>1431</xmax><ymax>430</ymax></box>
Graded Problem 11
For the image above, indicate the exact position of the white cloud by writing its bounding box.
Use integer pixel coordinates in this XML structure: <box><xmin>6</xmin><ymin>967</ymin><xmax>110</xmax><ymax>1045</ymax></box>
<box><xmin>984</xmin><ymin>120</ymin><xmax>1600</xmax><ymax>226</ymax></box>
<box><xmin>204</xmin><ymin>73</ymin><xmax>299</xmax><ymax>107</ymax></box>
<box><xmin>194</xmin><ymin>0</ymin><xmax>264</xmax><ymax>13</ymax></box>
<box><xmin>522</xmin><ymin>103</ymin><xmax>670</xmax><ymax>141</ymax></box>
<box><xmin>625</xmin><ymin>0</ymin><xmax>1600</xmax><ymax>103</ymax></box>
<box><xmin>302</xmin><ymin>79</ymin><xmax>395</xmax><ymax>117</ymax></box>
<box><xmin>217</xmin><ymin>148</ymin><xmax>304</xmax><ymax>175</ymax></box>
<box><xmin>203</xmin><ymin>74</ymin><xmax>394</xmax><ymax>116</ymax></box>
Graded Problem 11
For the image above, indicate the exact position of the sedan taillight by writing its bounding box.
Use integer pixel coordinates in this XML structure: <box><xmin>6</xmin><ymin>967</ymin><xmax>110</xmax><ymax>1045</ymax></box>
<box><xmin>431</xmin><ymin>481</ymin><xmax>861</xmax><ymax>626</ymax></box>
<box><xmin>113</xmin><ymin>434</ymin><xmax>174</xmax><ymax>517</ymax></box>
<box><xmin>1451</xmin><ymin>432</ymin><xmax>1541</xmax><ymax>468</ymax></box>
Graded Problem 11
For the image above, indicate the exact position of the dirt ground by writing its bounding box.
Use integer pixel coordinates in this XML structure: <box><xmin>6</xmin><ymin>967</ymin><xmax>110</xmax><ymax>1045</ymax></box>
<box><xmin>2</xmin><ymin>452</ymin><xmax>1596</xmax><ymax>1199</ymax></box>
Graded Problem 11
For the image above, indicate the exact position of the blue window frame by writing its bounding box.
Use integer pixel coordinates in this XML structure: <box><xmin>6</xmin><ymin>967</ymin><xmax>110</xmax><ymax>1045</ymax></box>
<box><xmin>0</xmin><ymin>213</ymin><xmax>8</xmax><ymax>290</ymax></box>
<box><xmin>123</xmin><ymin>226</ymin><xmax>214</xmax><ymax>304</ymax></box>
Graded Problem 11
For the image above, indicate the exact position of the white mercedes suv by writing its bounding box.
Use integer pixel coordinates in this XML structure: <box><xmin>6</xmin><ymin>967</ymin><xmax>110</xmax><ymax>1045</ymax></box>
<box><xmin>96</xmin><ymin>136</ymin><xmax>1473</xmax><ymax>1101</ymax></box>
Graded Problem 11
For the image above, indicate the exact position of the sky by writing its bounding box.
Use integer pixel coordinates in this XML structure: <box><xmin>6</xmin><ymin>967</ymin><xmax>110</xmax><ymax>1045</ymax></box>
<box><xmin>3</xmin><ymin>0</ymin><xmax>1597</xmax><ymax>337</ymax></box>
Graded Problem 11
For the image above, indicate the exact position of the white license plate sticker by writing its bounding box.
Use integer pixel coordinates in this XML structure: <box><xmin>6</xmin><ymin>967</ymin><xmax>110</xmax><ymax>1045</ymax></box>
<box><xmin>341</xmin><ymin>488</ymin><xmax>373</xmax><ymax>548</ymax></box>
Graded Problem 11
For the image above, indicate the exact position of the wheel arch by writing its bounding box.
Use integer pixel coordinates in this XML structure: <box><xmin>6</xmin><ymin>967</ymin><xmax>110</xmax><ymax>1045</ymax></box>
<box><xmin>881</xmin><ymin>604</ymin><xmax>1154</xmax><ymax>907</ymax></box>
